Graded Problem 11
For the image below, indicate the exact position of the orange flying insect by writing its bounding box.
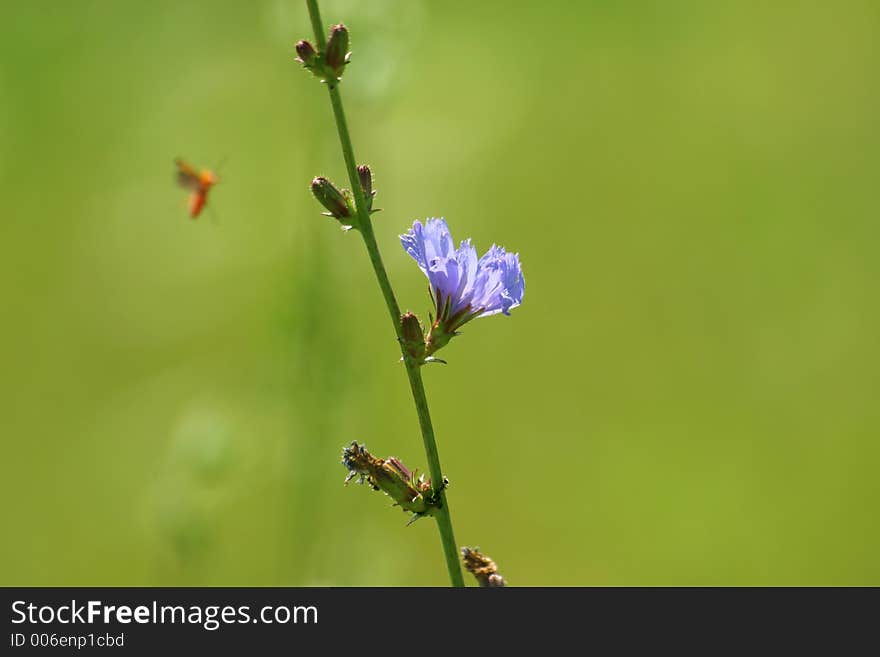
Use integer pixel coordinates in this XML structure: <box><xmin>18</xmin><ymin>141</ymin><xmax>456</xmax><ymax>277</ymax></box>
<box><xmin>175</xmin><ymin>158</ymin><xmax>218</xmax><ymax>219</ymax></box>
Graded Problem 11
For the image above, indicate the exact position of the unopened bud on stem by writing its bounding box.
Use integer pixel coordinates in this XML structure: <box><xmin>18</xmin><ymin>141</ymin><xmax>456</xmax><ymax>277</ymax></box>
<box><xmin>325</xmin><ymin>24</ymin><xmax>350</xmax><ymax>79</ymax></box>
<box><xmin>294</xmin><ymin>39</ymin><xmax>318</xmax><ymax>67</ymax></box>
<box><xmin>400</xmin><ymin>312</ymin><xmax>427</xmax><ymax>363</ymax></box>
<box><xmin>357</xmin><ymin>164</ymin><xmax>380</xmax><ymax>214</ymax></box>
<box><xmin>357</xmin><ymin>164</ymin><xmax>372</xmax><ymax>198</ymax></box>
<box><xmin>310</xmin><ymin>176</ymin><xmax>354</xmax><ymax>225</ymax></box>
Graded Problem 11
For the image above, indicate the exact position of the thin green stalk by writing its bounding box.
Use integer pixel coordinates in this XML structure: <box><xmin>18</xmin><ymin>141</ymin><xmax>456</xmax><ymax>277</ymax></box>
<box><xmin>305</xmin><ymin>0</ymin><xmax>465</xmax><ymax>587</ymax></box>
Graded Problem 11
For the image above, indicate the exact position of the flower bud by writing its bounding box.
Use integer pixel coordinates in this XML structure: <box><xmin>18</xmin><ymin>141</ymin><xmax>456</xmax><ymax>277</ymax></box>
<box><xmin>310</xmin><ymin>176</ymin><xmax>353</xmax><ymax>222</ymax></box>
<box><xmin>294</xmin><ymin>39</ymin><xmax>318</xmax><ymax>67</ymax></box>
<box><xmin>400</xmin><ymin>312</ymin><xmax>426</xmax><ymax>363</ymax></box>
<box><xmin>325</xmin><ymin>24</ymin><xmax>350</xmax><ymax>78</ymax></box>
<box><xmin>357</xmin><ymin>162</ymin><xmax>372</xmax><ymax>195</ymax></box>
<box><xmin>461</xmin><ymin>547</ymin><xmax>507</xmax><ymax>587</ymax></box>
<box><xmin>357</xmin><ymin>164</ymin><xmax>381</xmax><ymax>214</ymax></box>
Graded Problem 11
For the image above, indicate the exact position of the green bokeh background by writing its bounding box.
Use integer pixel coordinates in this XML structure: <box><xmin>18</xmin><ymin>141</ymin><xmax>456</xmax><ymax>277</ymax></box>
<box><xmin>1</xmin><ymin>0</ymin><xmax>878</xmax><ymax>586</ymax></box>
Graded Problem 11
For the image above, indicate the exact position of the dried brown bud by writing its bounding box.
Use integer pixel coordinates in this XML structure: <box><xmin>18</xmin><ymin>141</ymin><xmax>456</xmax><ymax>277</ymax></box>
<box><xmin>461</xmin><ymin>547</ymin><xmax>506</xmax><ymax>587</ymax></box>
<box><xmin>341</xmin><ymin>442</ymin><xmax>440</xmax><ymax>524</ymax></box>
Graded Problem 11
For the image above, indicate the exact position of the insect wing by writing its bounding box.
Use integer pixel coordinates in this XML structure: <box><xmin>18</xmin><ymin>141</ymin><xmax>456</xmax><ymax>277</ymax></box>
<box><xmin>175</xmin><ymin>158</ymin><xmax>202</xmax><ymax>191</ymax></box>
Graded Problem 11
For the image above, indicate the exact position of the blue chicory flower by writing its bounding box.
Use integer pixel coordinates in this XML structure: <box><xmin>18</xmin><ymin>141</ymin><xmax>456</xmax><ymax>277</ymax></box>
<box><xmin>400</xmin><ymin>218</ymin><xmax>525</xmax><ymax>356</ymax></box>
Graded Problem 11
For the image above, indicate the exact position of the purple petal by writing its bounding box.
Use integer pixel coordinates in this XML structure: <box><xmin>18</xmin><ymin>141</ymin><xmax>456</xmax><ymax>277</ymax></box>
<box><xmin>400</xmin><ymin>218</ymin><xmax>524</xmax><ymax>322</ymax></box>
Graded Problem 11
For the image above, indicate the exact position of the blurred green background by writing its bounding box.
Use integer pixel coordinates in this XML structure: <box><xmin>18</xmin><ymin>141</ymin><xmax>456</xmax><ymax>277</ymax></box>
<box><xmin>1</xmin><ymin>0</ymin><xmax>878</xmax><ymax>586</ymax></box>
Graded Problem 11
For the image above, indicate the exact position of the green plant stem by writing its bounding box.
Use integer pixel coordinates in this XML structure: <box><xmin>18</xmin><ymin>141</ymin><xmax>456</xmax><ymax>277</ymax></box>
<box><xmin>305</xmin><ymin>0</ymin><xmax>465</xmax><ymax>587</ymax></box>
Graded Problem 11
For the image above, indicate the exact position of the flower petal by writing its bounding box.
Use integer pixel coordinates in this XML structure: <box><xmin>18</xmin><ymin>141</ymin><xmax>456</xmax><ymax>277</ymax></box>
<box><xmin>401</xmin><ymin>218</ymin><xmax>524</xmax><ymax>329</ymax></box>
<box><xmin>471</xmin><ymin>246</ymin><xmax>525</xmax><ymax>318</ymax></box>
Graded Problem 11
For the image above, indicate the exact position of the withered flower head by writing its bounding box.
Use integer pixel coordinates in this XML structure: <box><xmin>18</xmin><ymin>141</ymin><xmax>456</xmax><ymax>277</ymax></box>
<box><xmin>461</xmin><ymin>546</ymin><xmax>506</xmax><ymax>587</ymax></box>
<box><xmin>341</xmin><ymin>442</ymin><xmax>443</xmax><ymax>524</ymax></box>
